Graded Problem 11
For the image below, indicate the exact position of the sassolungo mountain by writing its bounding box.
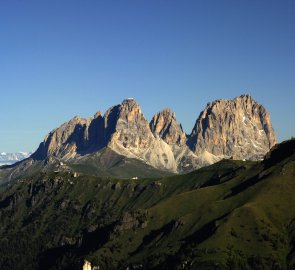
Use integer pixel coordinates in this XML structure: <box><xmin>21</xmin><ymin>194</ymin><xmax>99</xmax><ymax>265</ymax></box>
<box><xmin>0</xmin><ymin>95</ymin><xmax>276</xmax><ymax>185</ymax></box>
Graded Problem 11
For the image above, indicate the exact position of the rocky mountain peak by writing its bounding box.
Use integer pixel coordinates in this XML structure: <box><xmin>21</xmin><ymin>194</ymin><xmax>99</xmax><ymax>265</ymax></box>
<box><xmin>104</xmin><ymin>98</ymin><xmax>153</xmax><ymax>149</ymax></box>
<box><xmin>29</xmin><ymin>94</ymin><xmax>277</xmax><ymax>175</ymax></box>
<box><xmin>105</xmin><ymin>99</ymin><xmax>177</xmax><ymax>171</ymax></box>
<box><xmin>121</xmin><ymin>97</ymin><xmax>137</xmax><ymax>105</ymax></box>
<box><xmin>237</xmin><ymin>93</ymin><xmax>251</xmax><ymax>99</ymax></box>
<box><xmin>189</xmin><ymin>95</ymin><xmax>277</xmax><ymax>160</ymax></box>
<box><xmin>32</xmin><ymin>116</ymin><xmax>87</xmax><ymax>160</ymax></box>
<box><xmin>94</xmin><ymin>111</ymin><xmax>102</xmax><ymax>118</ymax></box>
<box><xmin>119</xmin><ymin>98</ymin><xmax>144</xmax><ymax>123</ymax></box>
<box><xmin>32</xmin><ymin>112</ymin><xmax>104</xmax><ymax>161</ymax></box>
<box><xmin>150</xmin><ymin>108</ymin><xmax>186</xmax><ymax>146</ymax></box>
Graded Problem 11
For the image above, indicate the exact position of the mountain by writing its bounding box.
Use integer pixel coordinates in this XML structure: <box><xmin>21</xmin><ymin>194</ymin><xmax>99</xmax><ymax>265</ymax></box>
<box><xmin>32</xmin><ymin>112</ymin><xmax>104</xmax><ymax>160</ymax></box>
<box><xmin>0</xmin><ymin>95</ymin><xmax>276</xmax><ymax>184</ymax></box>
<box><xmin>104</xmin><ymin>99</ymin><xmax>177</xmax><ymax>172</ymax></box>
<box><xmin>31</xmin><ymin>99</ymin><xmax>177</xmax><ymax>173</ymax></box>
<box><xmin>189</xmin><ymin>95</ymin><xmax>277</xmax><ymax>160</ymax></box>
<box><xmin>149</xmin><ymin>108</ymin><xmax>217</xmax><ymax>172</ymax></box>
<box><xmin>150</xmin><ymin>108</ymin><xmax>187</xmax><ymax>147</ymax></box>
<box><xmin>0</xmin><ymin>152</ymin><xmax>31</xmax><ymax>166</ymax></box>
<box><xmin>0</xmin><ymin>138</ymin><xmax>294</xmax><ymax>269</ymax></box>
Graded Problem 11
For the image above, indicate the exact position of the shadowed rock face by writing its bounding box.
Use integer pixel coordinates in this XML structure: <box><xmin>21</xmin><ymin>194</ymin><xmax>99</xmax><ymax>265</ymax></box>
<box><xmin>32</xmin><ymin>113</ymin><xmax>104</xmax><ymax>160</ymax></box>
<box><xmin>29</xmin><ymin>95</ymin><xmax>277</xmax><ymax>173</ymax></box>
<box><xmin>189</xmin><ymin>95</ymin><xmax>277</xmax><ymax>160</ymax></box>
<box><xmin>150</xmin><ymin>108</ymin><xmax>186</xmax><ymax>147</ymax></box>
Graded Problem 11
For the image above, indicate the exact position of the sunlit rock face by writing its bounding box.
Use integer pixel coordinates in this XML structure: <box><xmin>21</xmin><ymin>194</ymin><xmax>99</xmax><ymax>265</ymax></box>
<box><xmin>105</xmin><ymin>99</ymin><xmax>178</xmax><ymax>172</ymax></box>
<box><xmin>189</xmin><ymin>95</ymin><xmax>277</xmax><ymax>160</ymax></box>
<box><xmin>150</xmin><ymin>108</ymin><xmax>187</xmax><ymax>147</ymax></box>
<box><xmin>32</xmin><ymin>113</ymin><xmax>104</xmax><ymax>160</ymax></box>
<box><xmin>29</xmin><ymin>95</ymin><xmax>277</xmax><ymax>174</ymax></box>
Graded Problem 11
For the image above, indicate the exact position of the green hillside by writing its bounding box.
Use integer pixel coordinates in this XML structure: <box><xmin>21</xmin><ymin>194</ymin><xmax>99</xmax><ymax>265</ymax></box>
<box><xmin>0</xmin><ymin>147</ymin><xmax>172</xmax><ymax>186</ymax></box>
<box><xmin>0</xmin><ymin>139</ymin><xmax>295</xmax><ymax>270</ymax></box>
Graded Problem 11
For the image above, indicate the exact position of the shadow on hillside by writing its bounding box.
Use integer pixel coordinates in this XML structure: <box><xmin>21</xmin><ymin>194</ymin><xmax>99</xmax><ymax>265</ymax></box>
<box><xmin>38</xmin><ymin>222</ymin><xmax>115</xmax><ymax>270</ymax></box>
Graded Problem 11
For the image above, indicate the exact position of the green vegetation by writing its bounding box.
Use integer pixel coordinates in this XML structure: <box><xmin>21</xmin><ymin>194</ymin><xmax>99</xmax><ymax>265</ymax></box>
<box><xmin>0</xmin><ymin>148</ymin><xmax>173</xmax><ymax>187</ymax></box>
<box><xmin>0</xmin><ymin>139</ymin><xmax>295</xmax><ymax>269</ymax></box>
<box><xmin>68</xmin><ymin>152</ymin><xmax>173</xmax><ymax>179</ymax></box>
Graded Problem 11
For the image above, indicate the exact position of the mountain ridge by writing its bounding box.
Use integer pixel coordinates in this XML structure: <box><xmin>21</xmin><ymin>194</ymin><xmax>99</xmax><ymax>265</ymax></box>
<box><xmin>0</xmin><ymin>94</ymin><xmax>277</xmax><ymax>184</ymax></box>
<box><xmin>33</xmin><ymin>95</ymin><xmax>276</xmax><ymax>167</ymax></box>
<box><xmin>189</xmin><ymin>94</ymin><xmax>276</xmax><ymax>160</ymax></box>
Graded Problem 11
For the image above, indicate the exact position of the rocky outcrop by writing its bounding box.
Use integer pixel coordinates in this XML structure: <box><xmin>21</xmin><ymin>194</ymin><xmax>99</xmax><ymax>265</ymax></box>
<box><xmin>149</xmin><ymin>108</ymin><xmax>211</xmax><ymax>171</ymax></box>
<box><xmin>31</xmin><ymin>99</ymin><xmax>178</xmax><ymax>172</ymax></box>
<box><xmin>113</xmin><ymin>211</ymin><xmax>148</xmax><ymax>233</ymax></box>
<box><xmin>105</xmin><ymin>99</ymin><xmax>155</xmax><ymax>151</ymax></box>
<box><xmin>189</xmin><ymin>95</ymin><xmax>277</xmax><ymax>160</ymax></box>
<box><xmin>25</xmin><ymin>94</ymin><xmax>277</xmax><ymax>175</ymax></box>
<box><xmin>150</xmin><ymin>108</ymin><xmax>186</xmax><ymax>146</ymax></box>
<box><xmin>32</xmin><ymin>113</ymin><xmax>104</xmax><ymax>160</ymax></box>
<box><xmin>105</xmin><ymin>99</ymin><xmax>177</xmax><ymax>172</ymax></box>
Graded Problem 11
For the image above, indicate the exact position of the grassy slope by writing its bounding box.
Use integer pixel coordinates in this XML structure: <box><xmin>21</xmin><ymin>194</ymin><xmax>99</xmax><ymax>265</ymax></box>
<box><xmin>0</xmin><ymin>140</ymin><xmax>295</xmax><ymax>269</ymax></box>
<box><xmin>0</xmin><ymin>148</ymin><xmax>172</xmax><ymax>186</ymax></box>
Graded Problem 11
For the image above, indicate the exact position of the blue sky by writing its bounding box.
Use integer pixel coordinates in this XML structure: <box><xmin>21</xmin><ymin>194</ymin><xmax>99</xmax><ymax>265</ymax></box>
<box><xmin>0</xmin><ymin>1</ymin><xmax>294</xmax><ymax>152</ymax></box>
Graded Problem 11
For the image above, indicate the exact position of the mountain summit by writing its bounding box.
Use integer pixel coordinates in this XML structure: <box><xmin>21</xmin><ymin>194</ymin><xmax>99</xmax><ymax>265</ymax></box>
<box><xmin>150</xmin><ymin>108</ymin><xmax>186</xmax><ymax>147</ymax></box>
<box><xmin>104</xmin><ymin>99</ymin><xmax>177</xmax><ymax>171</ymax></box>
<box><xmin>189</xmin><ymin>94</ymin><xmax>277</xmax><ymax>160</ymax></box>
<box><xmin>0</xmin><ymin>95</ymin><xmax>277</xmax><ymax>183</ymax></box>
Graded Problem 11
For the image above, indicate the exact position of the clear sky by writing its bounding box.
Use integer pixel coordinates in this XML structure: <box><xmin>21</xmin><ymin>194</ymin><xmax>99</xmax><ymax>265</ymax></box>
<box><xmin>0</xmin><ymin>1</ymin><xmax>294</xmax><ymax>152</ymax></box>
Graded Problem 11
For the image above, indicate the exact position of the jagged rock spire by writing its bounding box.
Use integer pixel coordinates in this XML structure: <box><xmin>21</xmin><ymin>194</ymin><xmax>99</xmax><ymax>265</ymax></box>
<box><xmin>31</xmin><ymin>95</ymin><xmax>277</xmax><ymax>172</ymax></box>
<box><xmin>150</xmin><ymin>108</ymin><xmax>186</xmax><ymax>146</ymax></box>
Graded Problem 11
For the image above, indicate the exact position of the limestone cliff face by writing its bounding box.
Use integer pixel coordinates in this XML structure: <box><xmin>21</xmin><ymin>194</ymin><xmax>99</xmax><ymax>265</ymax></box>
<box><xmin>32</xmin><ymin>99</ymin><xmax>177</xmax><ymax>172</ymax></box>
<box><xmin>32</xmin><ymin>113</ymin><xmax>104</xmax><ymax>160</ymax></box>
<box><xmin>30</xmin><ymin>95</ymin><xmax>277</xmax><ymax>174</ymax></box>
<box><xmin>104</xmin><ymin>99</ymin><xmax>177</xmax><ymax>172</ymax></box>
<box><xmin>150</xmin><ymin>108</ymin><xmax>186</xmax><ymax>146</ymax></box>
<box><xmin>105</xmin><ymin>99</ymin><xmax>155</xmax><ymax>150</ymax></box>
<box><xmin>189</xmin><ymin>95</ymin><xmax>277</xmax><ymax>160</ymax></box>
<box><xmin>149</xmin><ymin>108</ymin><xmax>200</xmax><ymax>171</ymax></box>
